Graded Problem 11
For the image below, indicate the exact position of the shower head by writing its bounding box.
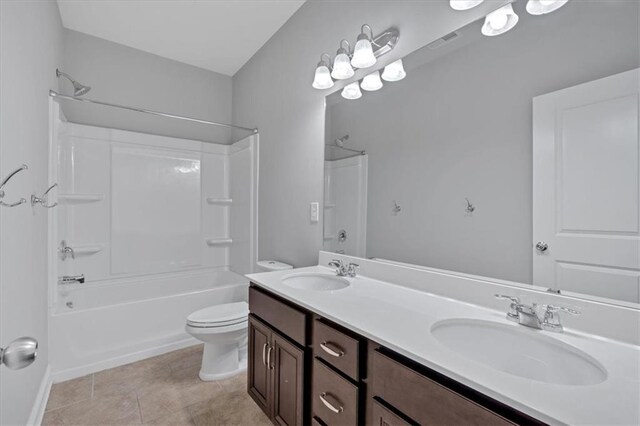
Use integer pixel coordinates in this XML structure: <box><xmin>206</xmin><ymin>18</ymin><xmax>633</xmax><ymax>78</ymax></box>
<box><xmin>56</xmin><ymin>69</ymin><xmax>91</xmax><ymax>96</ymax></box>
<box><xmin>335</xmin><ymin>135</ymin><xmax>349</xmax><ymax>147</ymax></box>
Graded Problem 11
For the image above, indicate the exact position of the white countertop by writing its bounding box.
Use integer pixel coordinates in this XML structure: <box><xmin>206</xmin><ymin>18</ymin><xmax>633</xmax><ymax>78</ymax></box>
<box><xmin>246</xmin><ymin>266</ymin><xmax>640</xmax><ymax>426</ymax></box>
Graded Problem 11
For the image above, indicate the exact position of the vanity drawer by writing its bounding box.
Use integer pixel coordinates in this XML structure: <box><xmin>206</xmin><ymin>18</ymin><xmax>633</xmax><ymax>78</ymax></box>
<box><xmin>372</xmin><ymin>399</ymin><xmax>414</xmax><ymax>426</ymax></box>
<box><xmin>372</xmin><ymin>350</ymin><xmax>514</xmax><ymax>426</ymax></box>
<box><xmin>249</xmin><ymin>286</ymin><xmax>307</xmax><ymax>346</ymax></box>
<box><xmin>313</xmin><ymin>319</ymin><xmax>361</xmax><ymax>381</ymax></box>
<box><xmin>312</xmin><ymin>359</ymin><xmax>359</xmax><ymax>426</ymax></box>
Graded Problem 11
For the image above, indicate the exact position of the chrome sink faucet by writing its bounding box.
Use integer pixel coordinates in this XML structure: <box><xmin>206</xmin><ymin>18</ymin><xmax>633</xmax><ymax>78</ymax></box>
<box><xmin>495</xmin><ymin>294</ymin><xmax>580</xmax><ymax>333</ymax></box>
<box><xmin>328</xmin><ymin>259</ymin><xmax>359</xmax><ymax>278</ymax></box>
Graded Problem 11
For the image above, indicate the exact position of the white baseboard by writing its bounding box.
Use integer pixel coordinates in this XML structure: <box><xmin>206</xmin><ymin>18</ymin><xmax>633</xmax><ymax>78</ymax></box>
<box><xmin>51</xmin><ymin>336</ymin><xmax>200</xmax><ymax>383</ymax></box>
<box><xmin>27</xmin><ymin>364</ymin><xmax>52</xmax><ymax>426</ymax></box>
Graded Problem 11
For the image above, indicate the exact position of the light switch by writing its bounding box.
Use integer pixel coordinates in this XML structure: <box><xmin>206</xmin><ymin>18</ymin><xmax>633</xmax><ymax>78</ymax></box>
<box><xmin>310</xmin><ymin>202</ymin><xmax>319</xmax><ymax>223</ymax></box>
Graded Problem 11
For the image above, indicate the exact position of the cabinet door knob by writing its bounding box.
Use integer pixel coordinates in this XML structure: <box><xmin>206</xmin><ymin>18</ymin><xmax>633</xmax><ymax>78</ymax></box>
<box><xmin>319</xmin><ymin>392</ymin><xmax>344</xmax><ymax>414</ymax></box>
<box><xmin>262</xmin><ymin>343</ymin><xmax>267</xmax><ymax>366</ymax></box>
<box><xmin>320</xmin><ymin>341</ymin><xmax>345</xmax><ymax>358</ymax></box>
<box><xmin>266</xmin><ymin>345</ymin><xmax>273</xmax><ymax>370</ymax></box>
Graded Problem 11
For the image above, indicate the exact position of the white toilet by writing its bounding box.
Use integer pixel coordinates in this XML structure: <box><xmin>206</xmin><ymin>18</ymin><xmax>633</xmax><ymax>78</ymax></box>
<box><xmin>185</xmin><ymin>301</ymin><xmax>249</xmax><ymax>381</ymax></box>
<box><xmin>186</xmin><ymin>261</ymin><xmax>292</xmax><ymax>381</ymax></box>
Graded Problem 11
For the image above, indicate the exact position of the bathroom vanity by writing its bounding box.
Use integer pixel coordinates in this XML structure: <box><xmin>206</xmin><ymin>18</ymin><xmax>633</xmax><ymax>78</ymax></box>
<box><xmin>246</xmin><ymin>255</ymin><xmax>640</xmax><ymax>426</ymax></box>
<box><xmin>247</xmin><ymin>284</ymin><xmax>542</xmax><ymax>425</ymax></box>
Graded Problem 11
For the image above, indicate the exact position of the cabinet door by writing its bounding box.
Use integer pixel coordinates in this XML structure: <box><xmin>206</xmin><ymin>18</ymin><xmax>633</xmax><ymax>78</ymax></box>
<box><xmin>372</xmin><ymin>400</ymin><xmax>413</xmax><ymax>426</ymax></box>
<box><xmin>271</xmin><ymin>332</ymin><xmax>305</xmax><ymax>426</ymax></box>
<box><xmin>248</xmin><ymin>316</ymin><xmax>272</xmax><ymax>417</ymax></box>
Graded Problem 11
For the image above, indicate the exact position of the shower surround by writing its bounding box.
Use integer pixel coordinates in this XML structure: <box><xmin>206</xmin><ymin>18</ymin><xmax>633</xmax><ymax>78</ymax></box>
<box><xmin>48</xmin><ymin>103</ymin><xmax>258</xmax><ymax>381</ymax></box>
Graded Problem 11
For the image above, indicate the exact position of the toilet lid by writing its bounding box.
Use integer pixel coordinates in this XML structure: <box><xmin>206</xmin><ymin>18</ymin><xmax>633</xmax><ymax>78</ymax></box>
<box><xmin>187</xmin><ymin>302</ymin><xmax>248</xmax><ymax>327</ymax></box>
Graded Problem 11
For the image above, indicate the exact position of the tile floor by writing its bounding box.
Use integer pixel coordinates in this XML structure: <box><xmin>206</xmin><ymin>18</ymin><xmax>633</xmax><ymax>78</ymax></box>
<box><xmin>42</xmin><ymin>345</ymin><xmax>272</xmax><ymax>426</ymax></box>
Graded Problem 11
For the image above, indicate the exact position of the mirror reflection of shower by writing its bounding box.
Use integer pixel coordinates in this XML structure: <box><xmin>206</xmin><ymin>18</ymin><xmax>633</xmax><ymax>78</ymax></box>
<box><xmin>325</xmin><ymin>134</ymin><xmax>366</xmax><ymax>161</ymax></box>
<box><xmin>56</xmin><ymin>69</ymin><xmax>91</xmax><ymax>97</ymax></box>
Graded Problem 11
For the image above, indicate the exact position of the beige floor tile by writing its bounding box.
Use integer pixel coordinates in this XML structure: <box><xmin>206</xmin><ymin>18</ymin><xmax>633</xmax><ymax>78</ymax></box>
<box><xmin>136</xmin><ymin>365</ymin><xmax>223</xmax><ymax>423</ymax></box>
<box><xmin>216</xmin><ymin>373</ymin><xmax>246</xmax><ymax>394</ymax></box>
<box><xmin>93</xmin><ymin>359</ymin><xmax>173</xmax><ymax>399</ymax></box>
<box><xmin>143</xmin><ymin>408</ymin><xmax>195</xmax><ymax>425</ymax></box>
<box><xmin>55</xmin><ymin>391</ymin><xmax>142</xmax><ymax>425</ymax></box>
<box><xmin>188</xmin><ymin>389</ymin><xmax>271</xmax><ymax>426</ymax></box>
<box><xmin>42</xmin><ymin>409</ymin><xmax>66</xmax><ymax>425</ymax></box>
<box><xmin>46</xmin><ymin>375</ymin><xmax>93</xmax><ymax>411</ymax></box>
<box><xmin>150</xmin><ymin>345</ymin><xmax>203</xmax><ymax>370</ymax></box>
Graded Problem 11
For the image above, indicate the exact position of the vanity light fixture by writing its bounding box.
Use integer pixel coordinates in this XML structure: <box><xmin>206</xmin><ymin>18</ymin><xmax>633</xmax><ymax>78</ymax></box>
<box><xmin>526</xmin><ymin>0</ymin><xmax>569</xmax><ymax>15</ymax></box>
<box><xmin>450</xmin><ymin>0</ymin><xmax>484</xmax><ymax>11</ymax></box>
<box><xmin>332</xmin><ymin>40</ymin><xmax>355</xmax><ymax>80</ymax></box>
<box><xmin>361</xmin><ymin>71</ymin><xmax>383</xmax><ymax>91</ymax></box>
<box><xmin>341</xmin><ymin>82</ymin><xmax>362</xmax><ymax>100</ymax></box>
<box><xmin>312</xmin><ymin>53</ymin><xmax>334</xmax><ymax>90</ymax></box>
<box><xmin>351</xmin><ymin>24</ymin><xmax>377</xmax><ymax>69</ymax></box>
<box><xmin>481</xmin><ymin>3</ymin><xmax>519</xmax><ymax>36</ymax></box>
<box><xmin>381</xmin><ymin>59</ymin><xmax>406</xmax><ymax>82</ymax></box>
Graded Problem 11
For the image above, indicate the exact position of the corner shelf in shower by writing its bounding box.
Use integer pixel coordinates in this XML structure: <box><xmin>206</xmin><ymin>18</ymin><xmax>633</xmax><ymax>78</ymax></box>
<box><xmin>69</xmin><ymin>244</ymin><xmax>105</xmax><ymax>256</ymax></box>
<box><xmin>206</xmin><ymin>198</ymin><xmax>233</xmax><ymax>205</ymax></box>
<box><xmin>206</xmin><ymin>238</ymin><xmax>233</xmax><ymax>246</ymax></box>
<box><xmin>58</xmin><ymin>193</ymin><xmax>105</xmax><ymax>205</ymax></box>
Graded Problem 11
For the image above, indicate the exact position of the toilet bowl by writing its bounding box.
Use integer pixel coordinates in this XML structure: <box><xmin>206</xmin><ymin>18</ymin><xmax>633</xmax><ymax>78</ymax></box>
<box><xmin>185</xmin><ymin>301</ymin><xmax>249</xmax><ymax>381</ymax></box>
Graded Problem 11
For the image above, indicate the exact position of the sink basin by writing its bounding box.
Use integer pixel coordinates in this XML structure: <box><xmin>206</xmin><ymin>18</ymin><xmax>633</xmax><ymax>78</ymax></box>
<box><xmin>431</xmin><ymin>319</ymin><xmax>607</xmax><ymax>386</ymax></box>
<box><xmin>281</xmin><ymin>273</ymin><xmax>350</xmax><ymax>292</ymax></box>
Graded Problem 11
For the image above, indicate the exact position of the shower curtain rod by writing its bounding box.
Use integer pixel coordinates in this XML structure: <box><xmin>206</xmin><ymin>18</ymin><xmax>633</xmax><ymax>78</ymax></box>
<box><xmin>49</xmin><ymin>90</ymin><xmax>258</xmax><ymax>134</ymax></box>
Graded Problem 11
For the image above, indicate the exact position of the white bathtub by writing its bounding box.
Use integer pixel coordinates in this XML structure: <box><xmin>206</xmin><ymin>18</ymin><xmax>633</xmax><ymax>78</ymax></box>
<box><xmin>49</xmin><ymin>270</ymin><xmax>248</xmax><ymax>382</ymax></box>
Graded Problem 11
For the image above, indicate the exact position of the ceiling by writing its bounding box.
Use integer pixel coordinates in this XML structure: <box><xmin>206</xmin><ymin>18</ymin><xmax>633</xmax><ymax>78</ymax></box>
<box><xmin>57</xmin><ymin>0</ymin><xmax>305</xmax><ymax>76</ymax></box>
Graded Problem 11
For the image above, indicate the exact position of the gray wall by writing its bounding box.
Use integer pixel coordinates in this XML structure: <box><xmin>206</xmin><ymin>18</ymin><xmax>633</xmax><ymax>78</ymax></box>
<box><xmin>62</xmin><ymin>29</ymin><xmax>235</xmax><ymax>144</ymax></box>
<box><xmin>232</xmin><ymin>0</ymin><xmax>510</xmax><ymax>268</ymax></box>
<box><xmin>0</xmin><ymin>1</ymin><xmax>63</xmax><ymax>424</ymax></box>
<box><xmin>327</xmin><ymin>1</ymin><xmax>639</xmax><ymax>283</ymax></box>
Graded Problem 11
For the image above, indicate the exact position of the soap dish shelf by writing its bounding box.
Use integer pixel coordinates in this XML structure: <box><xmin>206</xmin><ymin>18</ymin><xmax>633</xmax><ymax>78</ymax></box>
<box><xmin>58</xmin><ymin>194</ymin><xmax>105</xmax><ymax>205</ymax></box>
<box><xmin>206</xmin><ymin>238</ymin><xmax>233</xmax><ymax>246</ymax></box>
<box><xmin>206</xmin><ymin>198</ymin><xmax>232</xmax><ymax>205</ymax></box>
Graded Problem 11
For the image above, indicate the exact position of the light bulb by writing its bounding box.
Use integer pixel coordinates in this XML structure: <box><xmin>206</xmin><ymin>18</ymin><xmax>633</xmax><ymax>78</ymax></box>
<box><xmin>332</xmin><ymin>51</ymin><xmax>354</xmax><ymax>80</ymax></box>
<box><xmin>481</xmin><ymin>4</ymin><xmax>519</xmax><ymax>36</ymax></box>
<box><xmin>351</xmin><ymin>34</ymin><xmax>376</xmax><ymax>68</ymax></box>
<box><xmin>361</xmin><ymin>71</ymin><xmax>383</xmax><ymax>91</ymax></box>
<box><xmin>450</xmin><ymin>0</ymin><xmax>484</xmax><ymax>11</ymax></box>
<box><xmin>341</xmin><ymin>82</ymin><xmax>362</xmax><ymax>100</ymax></box>
<box><xmin>312</xmin><ymin>64</ymin><xmax>334</xmax><ymax>90</ymax></box>
<box><xmin>381</xmin><ymin>59</ymin><xmax>406</xmax><ymax>82</ymax></box>
<box><xmin>526</xmin><ymin>0</ymin><xmax>569</xmax><ymax>15</ymax></box>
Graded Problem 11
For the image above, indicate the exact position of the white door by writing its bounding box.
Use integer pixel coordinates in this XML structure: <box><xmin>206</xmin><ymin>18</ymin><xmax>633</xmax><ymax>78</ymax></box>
<box><xmin>533</xmin><ymin>68</ymin><xmax>640</xmax><ymax>304</ymax></box>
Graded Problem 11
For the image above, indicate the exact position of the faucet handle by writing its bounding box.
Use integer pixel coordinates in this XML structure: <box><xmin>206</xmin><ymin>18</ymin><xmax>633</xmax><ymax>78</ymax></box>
<box><xmin>346</xmin><ymin>263</ymin><xmax>359</xmax><ymax>277</ymax></box>
<box><xmin>494</xmin><ymin>294</ymin><xmax>521</xmax><ymax>322</ymax></box>
<box><xmin>541</xmin><ymin>304</ymin><xmax>581</xmax><ymax>333</ymax></box>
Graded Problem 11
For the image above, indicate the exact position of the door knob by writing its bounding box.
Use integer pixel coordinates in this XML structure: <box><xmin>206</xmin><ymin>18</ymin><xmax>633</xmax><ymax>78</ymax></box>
<box><xmin>535</xmin><ymin>242</ymin><xmax>548</xmax><ymax>252</ymax></box>
<box><xmin>1</xmin><ymin>337</ymin><xmax>38</xmax><ymax>370</ymax></box>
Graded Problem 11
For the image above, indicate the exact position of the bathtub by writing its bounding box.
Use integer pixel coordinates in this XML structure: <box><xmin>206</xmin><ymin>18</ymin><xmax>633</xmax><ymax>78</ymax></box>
<box><xmin>49</xmin><ymin>270</ymin><xmax>248</xmax><ymax>382</ymax></box>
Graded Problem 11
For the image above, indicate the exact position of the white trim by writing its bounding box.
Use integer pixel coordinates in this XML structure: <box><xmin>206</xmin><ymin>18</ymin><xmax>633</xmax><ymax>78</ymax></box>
<box><xmin>51</xmin><ymin>336</ymin><xmax>200</xmax><ymax>383</ymax></box>
<box><xmin>26</xmin><ymin>365</ymin><xmax>52</xmax><ymax>426</ymax></box>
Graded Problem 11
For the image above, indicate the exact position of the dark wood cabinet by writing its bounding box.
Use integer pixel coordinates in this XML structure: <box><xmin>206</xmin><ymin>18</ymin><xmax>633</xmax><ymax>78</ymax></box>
<box><xmin>248</xmin><ymin>315</ymin><xmax>305</xmax><ymax>426</ymax></box>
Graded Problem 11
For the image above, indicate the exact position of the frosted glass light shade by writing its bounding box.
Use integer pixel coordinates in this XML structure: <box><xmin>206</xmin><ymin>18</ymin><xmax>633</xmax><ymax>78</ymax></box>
<box><xmin>526</xmin><ymin>0</ymin><xmax>568</xmax><ymax>15</ymax></box>
<box><xmin>450</xmin><ymin>0</ymin><xmax>484</xmax><ymax>10</ymax></box>
<box><xmin>381</xmin><ymin>59</ymin><xmax>406</xmax><ymax>82</ymax></box>
<box><xmin>351</xmin><ymin>38</ymin><xmax>376</xmax><ymax>69</ymax></box>
<box><xmin>481</xmin><ymin>4</ymin><xmax>519</xmax><ymax>36</ymax></box>
<box><xmin>332</xmin><ymin>52</ymin><xmax>355</xmax><ymax>80</ymax></box>
<box><xmin>312</xmin><ymin>65</ymin><xmax>334</xmax><ymax>89</ymax></box>
<box><xmin>361</xmin><ymin>71</ymin><xmax>383</xmax><ymax>91</ymax></box>
<box><xmin>341</xmin><ymin>82</ymin><xmax>362</xmax><ymax>100</ymax></box>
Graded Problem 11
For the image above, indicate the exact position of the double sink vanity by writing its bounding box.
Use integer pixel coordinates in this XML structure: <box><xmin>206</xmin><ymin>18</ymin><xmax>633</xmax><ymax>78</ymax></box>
<box><xmin>245</xmin><ymin>252</ymin><xmax>640</xmax><ymax>426</ymax></box>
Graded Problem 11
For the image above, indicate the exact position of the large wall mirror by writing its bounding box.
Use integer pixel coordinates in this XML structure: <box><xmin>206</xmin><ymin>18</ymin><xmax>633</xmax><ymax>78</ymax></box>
<box><xmin>323</xmin><ymin>0</ymin><xmax>639</xmax><ymax>307</ymax></box>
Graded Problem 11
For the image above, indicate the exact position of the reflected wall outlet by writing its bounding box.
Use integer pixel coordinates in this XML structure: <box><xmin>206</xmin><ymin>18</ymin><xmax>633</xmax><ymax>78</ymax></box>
<box><xmin>310</xmin><ymin>202</ymin><xmax>319</xmax><ymax>223</ymax></box>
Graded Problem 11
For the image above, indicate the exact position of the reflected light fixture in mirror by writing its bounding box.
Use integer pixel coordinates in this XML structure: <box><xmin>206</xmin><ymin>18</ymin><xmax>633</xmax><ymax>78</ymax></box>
<box><xmin>342</xmin><ymin>82</ymin><xmax>362</xmax><ymax>100</ymax></box>
<box><xmin>382</xmin><ymin>59</ymin><xmax>406</xmax><ymax>82</ymax></box>
<box><xmin>351</xmin><ymin>24</ymin><xmax>377</xmax><ymax>68</ymax></box>
<box><xmin>361</xmin><ymin>70</ymin><xmax>383</xmax><ymax>91</ymax></box>
<box><xmin>526</xmin><ymin>0</ymin><xmax>569</xmax><ymax>15</ymax></box>
<box><xmin>332</xmin><ymin>40</ymin><xmax>355</xmax><ymax>80</ymax></box>
<box><xmin>312</xmin><ymin>53</ymin><xmax>334</xmax><ymax>89</ymax></box>
<box><xmin>450</xmin><ymin>0</ymin><xmax>484</xmax><ymax>11</ymax></box>
<box><xmin>481</xmin><ymin>3</ymin><xmax>519</xmax><ymax>36</ymax></box>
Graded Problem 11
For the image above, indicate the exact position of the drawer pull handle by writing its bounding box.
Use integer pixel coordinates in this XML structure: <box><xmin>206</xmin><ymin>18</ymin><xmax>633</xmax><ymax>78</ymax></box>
<box><xmin>320</xmin><ymin>341</ymin><xmax>345</xmax><ymax>358</ymax></box>
<box><xmin>319</xmin><ymin>392</ymin><xmax>344</xmax><ymax>414</ymax></box>
<box><xmin>262</xmin><ymin>343</ymin><xmax>267</xmax><ymax>366</ymax></box>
